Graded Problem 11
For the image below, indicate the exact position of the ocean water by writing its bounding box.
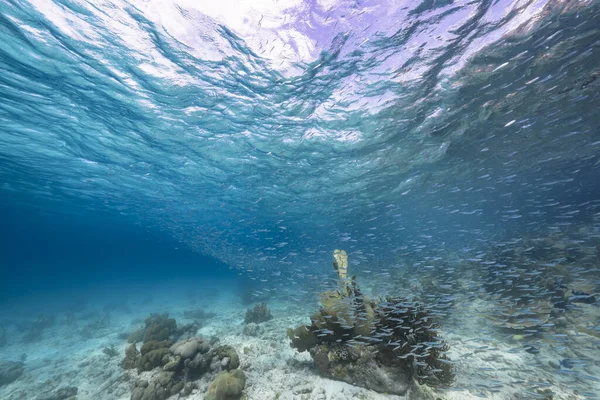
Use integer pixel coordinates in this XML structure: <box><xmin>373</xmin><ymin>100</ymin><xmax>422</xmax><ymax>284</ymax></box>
<box><xmin>1</xmin><ymin>0</ymin><xmax>599</xmax><ymax>399</ymax></box>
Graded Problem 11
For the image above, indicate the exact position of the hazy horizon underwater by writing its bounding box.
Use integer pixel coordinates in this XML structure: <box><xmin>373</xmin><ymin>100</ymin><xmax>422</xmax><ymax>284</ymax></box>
<box><xmin>1</xmin><ymin>0</ymin><xmax>600</xmax><ymax>399</ymax></box>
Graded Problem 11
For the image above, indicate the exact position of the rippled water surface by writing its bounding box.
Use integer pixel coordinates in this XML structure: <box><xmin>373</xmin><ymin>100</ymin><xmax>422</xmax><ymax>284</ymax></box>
<box><xmin>1</xmin><ymin>0</ymin><xmax>600</xmax><ymax>399</ymax></box>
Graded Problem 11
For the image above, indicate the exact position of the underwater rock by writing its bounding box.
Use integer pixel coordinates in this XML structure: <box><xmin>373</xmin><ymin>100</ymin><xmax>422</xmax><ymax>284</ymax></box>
<box><xmin>169</xmin><ymin>337</ymin><xmax>209</xmax><ymax>359</ymax></box>
<box><xmin>138</xmin><ymin>341</ymin><xmax>171</xmax><ymax>372</ymax></box>
<box><xmin>205</xmin><ymin>370</ymin><xmax>246</xmax><ymax>400</ymax></box>
<box><xmin>127</xmin><ymin>329</ymin><xmax>145</xmax><ymax>344</ymax></box>
<box><xmin>122</xmin><ymin>343</ymin><xmax>140</xmax><ymax>370</ymax></box>
<box><xmin>128</xmin><ymin>338</ymin><xmax>244</xmax><ymax>400</ymax></box>
<box><xmin>143</xmin><ymin>314</ymin><xmax>177</xmax><ymax>343</ymax></box>
<box><xmin>182</xmin><ymin>382</ymin><xmax>195</xmax><ymax>396</ymax></box>
<box><xmin>128</xmin><ymin>334</ymin><xmax>225</xmax><ymax>388</ymax></box>
<box><xmin>312</xmin><ymin>344</ymin><xmax>411</xmax><ymax>395</ymax></box>
<box><xmin>0</xmin><ymin>360</ymin><xmax>24</xmax><ymax>386</ymax></box>
<box><xmin>242</xmin><ymin>322</ymin><xmax>262</xmax><ymax>337</ymax></box>
<box><xmin>214</xmin><ymin>345</ymin><xmax>240</xmax><ymax>371</ymax></box>
<box><xmin>244</xmin><ymin>303</ymin><xmax>273</xmax><ymax>324</ymax></box>
<box><xmin>175</xmin><ymin>322</ymin><xmax>202</xmax><ymax>340</ymax></box>
<box><xmin>185</xmin><ymin>350</ymin><xmax>212</xmax><ymax>380</ymax></box>
<box><xmin>130</xmin><ymin>371</ymin><xmax>183</xmax><ymax>400</ymax></box>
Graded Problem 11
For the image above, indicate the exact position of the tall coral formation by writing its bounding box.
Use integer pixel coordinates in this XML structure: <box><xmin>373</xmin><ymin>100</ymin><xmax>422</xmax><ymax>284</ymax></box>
<box><xmin>287</xmin><ymin>250</ymin><xmax>454</xmax><ymax>394</ymax></box>
<box><xmin>333</xmin><ymin>249</ymin><xmax>348</xmax><ymax>280</ymax></box>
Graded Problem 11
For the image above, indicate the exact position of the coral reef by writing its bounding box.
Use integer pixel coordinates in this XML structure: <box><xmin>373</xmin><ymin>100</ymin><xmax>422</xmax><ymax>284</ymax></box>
<box><xmin>130</xmin><ymin>372</ymin><xmax>183</xmax><ymax>400</ymax></box>
<box><xmin>175</xmin><ymin>321</ymin><xmax>201</xmax><ymax>340</ymax></box>
<box><xmin>169</xmin><ymin>337</ymin><xmax>210</xmax><ymax>359</ymax></box>
<box><xmin>143</xmin><ymin>314</ymin><xmax>177</xmax><ymax>342</ymax></box>
<box><xmin>287</xmin><ymin>250</ymin><xmax>454</xmax><ymax>394</ymax></box>
<box><xmin>0</xmin><ymin>361</ymin><xmax>24</xmax><ymax>386</ymax></box>
<box><xmin>205</xmin><ymin>370</ymin><xmax>246</xmax><ymax>400</ymax></box>
<box><xmin>214</xmin><ymin>345</ymin><xmax>240</xmax><ymax>371</ymax></box>
<box><xmin>479</xmin><ymin>231</ymin><xmax>600</xmax><ymax>332</ymax></box>
<box><xmin>127</xmin><ymin>328</ymin><xmax>145</xmax><ymax>344</ymax></box>
<box><xmin>123</xmin><ymin>333</ymin><xmax>244</xmax><ymax>399</ymax></box>
<box><xmin>138</xmin><ymin>341</ymin><xmax>171</xmax><ymax>372</ymax></box>
<box><xmin>244</xmin><ymin>303</ymin><xmax>273</xmax><ymax>324</ymax></box>
<box><xmin>127</xmin><ymin>313</ymin><xmax>178</xmax><ymax>344</ymax></box>
<box><xmin>373</xmin><ymin>296</ymin><xmax>453</xmax><ymax>386</ymax></box>
<box><xmin>122</xmin><ymin>344</ymin><xmax>140</xmax><ymax>370</ymax></box>
<box><xmin>286</xmin><ymin>325</ymin><xmax>315</xmax><ymax>352</ymax></box>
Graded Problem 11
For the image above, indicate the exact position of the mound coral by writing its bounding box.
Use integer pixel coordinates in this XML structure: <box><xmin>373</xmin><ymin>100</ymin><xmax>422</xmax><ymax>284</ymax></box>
<box><xmin>143</xmin><ymin>314</ymin><xmax>177</xmax><ymax>342</ymax></box>
<box><xmin>287</xmin><ymin>250</ymin><xmax>454</xmax><ymax>394</ymax></box>
<box><xmin>127</xmin><ymin>313</ymin><xmax>178</xmax><ymax>344</ymax></box>
<box><xmin>138</xmin><ymin>341</ymin><xmax>171</xmax><ymax>372</ymax></box>
<box><xmin>206</xmin><ymin>370</ymin><xmax>246</xmax><ymax>400</ymax></box>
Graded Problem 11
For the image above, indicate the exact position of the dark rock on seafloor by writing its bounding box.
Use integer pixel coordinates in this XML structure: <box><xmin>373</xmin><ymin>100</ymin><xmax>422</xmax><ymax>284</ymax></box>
<box><xmin>0</xmin><ymin>360</ymin><xmax>24</xmax><ymax>386</ymax></box>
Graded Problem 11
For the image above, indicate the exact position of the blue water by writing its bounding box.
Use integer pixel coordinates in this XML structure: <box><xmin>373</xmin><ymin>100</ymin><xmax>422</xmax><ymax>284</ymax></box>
<box><xmin>1</xmin><ymin>0</ymin><xmax>600</xmax><ymax>399</ymax></box>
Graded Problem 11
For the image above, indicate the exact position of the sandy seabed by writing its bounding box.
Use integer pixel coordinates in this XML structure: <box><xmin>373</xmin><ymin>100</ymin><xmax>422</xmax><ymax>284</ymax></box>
<box><xmin>0</xmin><ymin>279</ymin><xmax>599</xmax><ymax>400</ymax></box>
